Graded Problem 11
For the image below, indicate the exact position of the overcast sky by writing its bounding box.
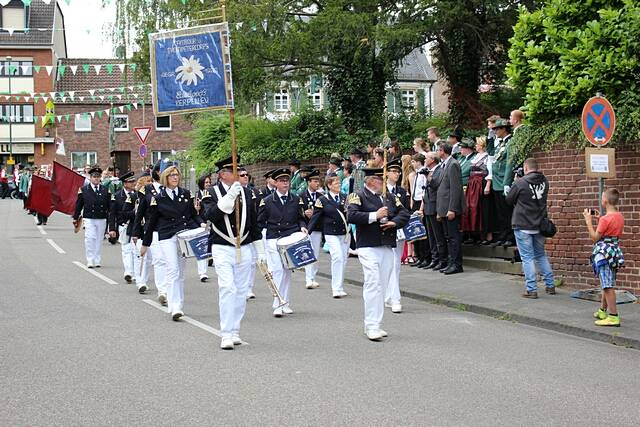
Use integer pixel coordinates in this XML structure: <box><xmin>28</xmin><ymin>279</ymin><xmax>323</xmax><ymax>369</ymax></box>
<box><xmin>60</xmin><ymin>0</ymin><xmax>116</xmax><ymax>58</ymax></box>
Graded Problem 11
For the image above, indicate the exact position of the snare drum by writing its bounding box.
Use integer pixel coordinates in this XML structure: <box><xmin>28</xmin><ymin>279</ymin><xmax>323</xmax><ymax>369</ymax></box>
<box><xmin>276</xmin><ymin>232</ymin><xmax>317</xmax><ymax>270</ymax></box>
<box><xmin>401</xmin><ymin>214</ymin><xmax>427</xmax><ymax>242</ymax></box>
<box><xmin>176</xmin><ymin>228</ymin><xmax>211</xmax><ymax>260</ymax></box>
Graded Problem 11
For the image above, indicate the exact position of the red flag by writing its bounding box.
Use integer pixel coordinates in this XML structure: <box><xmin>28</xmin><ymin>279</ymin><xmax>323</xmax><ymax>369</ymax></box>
<box><xmin>52</xmin><ymin>161</ymin><xmax>85</xmax><ymax>215</ymax></box>
<box><xmin>25</xmin><ymin>176</ymin><xmax>54</xmax><ymax>217</ymax></box>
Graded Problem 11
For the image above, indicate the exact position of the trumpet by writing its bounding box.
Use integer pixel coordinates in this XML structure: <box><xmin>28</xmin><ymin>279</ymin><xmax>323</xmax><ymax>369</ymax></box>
<box><xmin>257</xmin><ymin>260</ymin><xmax>287</xmax><ymax>308</ymax></box>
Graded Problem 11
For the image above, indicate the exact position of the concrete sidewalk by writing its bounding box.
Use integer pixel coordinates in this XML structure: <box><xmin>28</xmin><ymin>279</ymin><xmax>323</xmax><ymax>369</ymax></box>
<box><xmin>316</xmin><ymin>257</ymin><xmax>640</xmax><ymax>349</ymax></box>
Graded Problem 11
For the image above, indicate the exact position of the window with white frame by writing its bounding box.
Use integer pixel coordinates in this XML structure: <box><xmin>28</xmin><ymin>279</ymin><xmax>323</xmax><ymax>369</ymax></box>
<box><xmin>307</xmin><ymin>87</ymin><xmax>322</xmax><ymax>110</ymax></box>
<box><xmin>274</xmin><ymin>89</ymin><xmax>289</xmax><ymax>112</ymax></box>
<box><xmin>71</xmin><ymin>152</ymin><xmax>97</xmax><ymax>170</ymax></box>
<box><xmin>151</xmin><ymin>151</ymin><xmax>173</xmax><ymax>163</ymax></box>
<box><xmin>75</xmin><ymin>114</ymin><xmax>91</xmax><ymax>132</ymax></box>
<box><xmin>1</xmin><ymin>104</ymin><xmax>34</xmax><ymax>123</ymax></box>
<box><xmin>155</xmin><ymin>115</ymin><xmax>171</xmax><ymax>131</ymax></box>
<box><xmin>1</xmin><ymin>5</ymin><xmax>27</xmax><ymax>30</ymax></box>
<box><xmin>112</xmin><ymin>114</ymin><xmax>129</xmax><ymax>132</ymax></box>
<box><xmin>401</xmin><ymin>90</ymin><xmax>416</xmax><ymax>109</ymax></box>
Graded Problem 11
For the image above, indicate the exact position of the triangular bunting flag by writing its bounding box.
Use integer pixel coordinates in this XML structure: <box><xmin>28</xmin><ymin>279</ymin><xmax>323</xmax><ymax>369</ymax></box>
<box><xmin>130</xmin><ymin>64</ymin><xmax>137</xmax><ymax>72</ymax></box>
<box><xmin>58</xmin><ymin>65</ymin><xmax>66</xmax><ymax>76</ymax></box>
<box><xmin>88</xmin><ymin>89</ymin><xmax>95</xmax><ymax>96</ymax></box>
<box><xmin>70</xmin><ymin>65</ymin><xmax>78</xmax><ymax>75</ymax></box>
<box><xmin>105</xmin><ymin>64</ymin><xmax>114</xmax><ymax>74</ymax></box>
<box><xmin>118</xmin><ymin>106</ymin><xmax>124</xmax><ymax>113</ymax></box>
<box><xmin>97</xmin><ymin>111</ymin><xmax>103</xmax><ymax>118</ymax></box>
<box><xmin>82</xmin><ymin>64</ymin><xmax>90</xmax><ymax>74</ymax></box>
<box><xmin>33</xmin><ymin>65</ymin><xmax>41</xmax><ymax>73</ymax></box>
<box><xmin>94</xmin><ymin>65</ymin><xmax>102</xmax><ymax>74</ymax></box>
<box><xmin>90</xmin><ymin>112</ymin><xmax>95</xmax><ymax>118</ymax></box>
<box><xmin>118</xmin><ymin>64</ymin><xmax>125</xmax><ymax>73</ymax></box>
<box><xmin>45</xmin><ymin>66</ymin><xmax>53</xmax><ymax>76</ymax></box>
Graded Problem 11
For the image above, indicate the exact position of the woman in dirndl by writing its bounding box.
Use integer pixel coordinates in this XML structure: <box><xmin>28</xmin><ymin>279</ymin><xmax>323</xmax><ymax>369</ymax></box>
<box><xmin>462</xmin><ymin>136</ymin><xmax>492</xmax><ymax>242</ymax></box>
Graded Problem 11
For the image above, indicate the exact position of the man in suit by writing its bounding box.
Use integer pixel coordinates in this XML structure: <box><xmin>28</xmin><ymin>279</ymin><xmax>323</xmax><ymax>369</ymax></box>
<box><xmin>289</xmin><ymin>160</ymin><xmax>305</xmax><ymax>195</ymax></box>
<box><xmin>73</xmin><ymin>166</ymin><xmax>112</xmax><ymax>268</ymax></box>
<box><xmin>108</xmin><ymin>171</ymin><xmax>141</xmax><ymax>289</ymax></box>
<box><xmin>347</xmin><ymin>168</ymin><xmax>410</xmax><ymax>341</ymax></box>
<box><xmin>422</xmin><ymin>152</ymin><xmax>447</xmax><ymax>270</ymax></box>
<box><xmin>436</xmin><ymin>142</ymin><xmax>465</xmax><ymax>275</ymax></box>
<box><xmin>257</xmin><ymin>168</ymin><xmax>308</xmax><ymax>317</ymax></box>
<box><xmin>300</xmin><ymin>170</ymin><xmax>323</xmax><ymax>289</ymax></box>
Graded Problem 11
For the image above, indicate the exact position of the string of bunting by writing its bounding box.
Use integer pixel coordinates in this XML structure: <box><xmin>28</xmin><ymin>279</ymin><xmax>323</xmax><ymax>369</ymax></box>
<box><xmin>0</xmin><ymin>63</ymin><xmax>139</xmax><ymax>76</ymax></box>
<box><xmin>0</xmin><ymin>84</ymin><xmax>152</xmax><ymax>103</ymax></box>
<box><xmin>7</xmin><ymin>0</ymin><xmax>207</xmax><ymax>7</ymax></box>
<box><xmin>0</xmin><ymin>102</ymin><xmax>141</xmax><ymax>123</ymax></box>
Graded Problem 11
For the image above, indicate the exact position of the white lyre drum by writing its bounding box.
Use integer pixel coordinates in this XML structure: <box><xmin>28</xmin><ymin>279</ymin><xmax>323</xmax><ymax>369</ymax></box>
<box><xmin>176</xmin><ymin>228</ymin><xmax>211</xmax><ymax>260</ymax></box>
<box><xmin>276</xmin><ymin>232</ymin><xmax>317</xmax><ymax>271</ymax></box>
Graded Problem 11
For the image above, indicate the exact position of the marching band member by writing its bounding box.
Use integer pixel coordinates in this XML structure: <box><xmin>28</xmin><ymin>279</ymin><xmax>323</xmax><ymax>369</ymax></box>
<box><xmin>132</xmin><ymin>173</ymin><xmax>153</xmax><ymax>294</ymax></box>
<box><xmin>201</xmin><ymin>157</ymin><xmax>263</xmax><ymax>350</ymax></box>
<box><xmin>347</xmin><ymin>168</ymin><xmax>410</xmax><ymax>341</ymax></box>
<box><xmin>108</xmin><ymin>171</ymin><xmax>141</xmax><ymax>290</ymax></box>
<box><xmin>73</xmin><ymin>166</ymin><xmax>111</xmax><ymax>268</ymax></box>
<box><xmin>140</xmin><ymin>165</ymin><xmax>204</xmax><ymax>321</ymax></box>
<box><xmin>195</xmin><ymin>173</ymin><xmax>212</xmax><ymax>282</ymax></box>
<box><xmin>238</xmin><ymin>166</ymin><xmax>258</xmax><ymax>300</ymax></box>
<box><xmin>300</xmin><ymin>170</ymin><xmax>323</xmax><ymax>289</ymax></box>
<box><xmin>257</xmin><ymin>168</ymin><xmax>308</xmax><ymax>317</ymax></box>
<box><xmin>385</xmin><ymin>159</ymin><xmax>411</xmax><ymax>313</ymax></box>
<box><xmin>307</xmin><ymin>175</ymin><xmax>349</xmax><ymax>298</ymax></box>
<box><xmin>132</xmin><ymin>162</ymin><xmax>168</xmax><ymax>305</ymax></box>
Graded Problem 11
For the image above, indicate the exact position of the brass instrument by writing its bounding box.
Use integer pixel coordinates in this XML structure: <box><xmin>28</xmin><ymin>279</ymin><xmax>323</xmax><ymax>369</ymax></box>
<box><xmin>257</xmin><ymin>260</ymin><xmax>287</xmax><ymax>307</ymax></box>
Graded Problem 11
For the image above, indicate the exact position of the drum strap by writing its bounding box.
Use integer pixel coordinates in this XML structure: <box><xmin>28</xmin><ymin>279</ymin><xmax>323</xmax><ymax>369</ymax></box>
<box><xmin>330</xmin><ymin>197</ymin><xmax>350</xmax><ymax>243</ymax></box>
<box><xmin>212</xmin><ymin>185</ymin><xmax>249</xmax><ymax>245</ymax></box>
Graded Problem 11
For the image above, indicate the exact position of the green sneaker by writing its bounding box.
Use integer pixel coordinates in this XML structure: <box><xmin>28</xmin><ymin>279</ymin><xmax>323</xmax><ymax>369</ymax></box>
<box><xmin>593</xmin><ymin>308</ymin><xmax>608</xmax><ymax>320</ymax></box>
<box><xmin>595</xmin><ymin>315</ymin><xmax>620</xmax><ymax>327</ymax></box>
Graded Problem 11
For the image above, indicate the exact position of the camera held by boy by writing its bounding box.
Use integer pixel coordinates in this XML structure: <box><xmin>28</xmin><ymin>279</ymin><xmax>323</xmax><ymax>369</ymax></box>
<box><xmin>582</xmin><ymin>188</ymin><xmax>625</xmax><ymax>327</ymax></box>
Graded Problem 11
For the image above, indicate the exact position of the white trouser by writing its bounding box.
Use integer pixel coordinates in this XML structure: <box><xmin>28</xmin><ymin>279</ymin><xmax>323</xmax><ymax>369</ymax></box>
<box><xmin>358</xmin><ymin>246</ymin><xmax>394</xmax><ymax>331</ymax></box>
<box><xmin>149</xmin><ymin>232</ymin><xmax>168</xmax><ymax>295</ymax></box>
<box><xmin>325</xmin><ymin>234</ymin><xmax>349</xmax><ymax>293</ymax></box>
<box><xmin>197</xmin><ymin>259</ymin><xmax>208</xmax><ymax>276</ymax></box>
<box><xmin>248</xmin><ymin>243</ymin><xmax>257</xmax><ymax>293</ymax></box>
<box><xmin>266</xmin><ymin>238</ymin><xmax>291</xmax><ymax>309</ymax></box>
<box><xmin>212</xmin><ymin>244</ymin><xmax>252</xmax><ymax>338</ymax></box>
<box><xmin>135</xmin><ymin>239</ymin><xmax>152</xmax><ymax>285</ymax></box>
<box><xmin>386</xmin><ymin>240</ymin><xmax>404</xmax><ymax>305</ymax></box>
<box><xmin>158</xmin><ymin>236</ymin><xmax>185</xmax><ymax>314</ymax></box>
<box><xmin>119</xmin><ymin>225</ymin><xmax>136</xmax><ymax>277</ymax></box>
<box><xmin>84</xmin><ymin>218</ymin><xmax>107</xmax><ymax>264</ymax></box>
<box><xmin>304</xmin><ymin>231</ymin><xmax>323</xmax><ymax>285</ymax></box>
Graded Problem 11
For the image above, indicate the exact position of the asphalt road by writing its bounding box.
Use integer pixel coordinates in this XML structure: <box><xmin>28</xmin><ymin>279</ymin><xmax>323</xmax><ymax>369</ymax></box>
<box><xmin>1</xmin><ymin>199</ymin><xmax>639</xmax><ymax>426</ymax></box>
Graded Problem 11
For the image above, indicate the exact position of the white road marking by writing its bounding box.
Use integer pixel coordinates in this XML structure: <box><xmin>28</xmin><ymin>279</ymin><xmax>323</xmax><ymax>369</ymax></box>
<box><xmin>72</xmin><ymin>261</ymin><xmax>119</xmax><ymax>285</ymax></box>
<box><xmin>33</xmin><ymin>216</ymin><xmax>38</xmax><ymax>224</ymax></box>
<box><xmin>142</xmin><ymin>299</ymin><xmax>248</xmax><ymax>345</ymax></box>
<box><xmin>37</xmin><ymin>226</ymin><xmax>46</xmax><ymax>235</ymax></box>
<box><xmin>46</xmin><ymin>239</ymin><xmax>66</xmax><ymax>254</ymax></box>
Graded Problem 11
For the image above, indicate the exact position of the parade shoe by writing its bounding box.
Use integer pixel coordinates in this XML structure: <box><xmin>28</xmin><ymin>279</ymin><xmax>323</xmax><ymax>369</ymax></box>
<box><xmin>273</xmin><ymin>307</ymin><xmax>284</xmax><ymax>318</ymax></box>
<box><xmin>593</xmin><ymin>308</ymin><xmax>608</xmax><ymax>320</ymax></box>
<box><xmin>379</xmin><ymin>329</ymin><xmax>388</xmax><ymax>337</ymax></box>
<box><xmin>137</xmin><ymin>284</ymin><xmax>148</xmax><ymax>294</ymax></box>
<box><xmin>199</xmin><ymin>274</ymin><xmax>209</xmax><ymax>283</ymax></box>
<box><xmin>545</xmin><ymin>286</ymin><xmax>557</xmax><ymax>295</ymax></box>
<box><xmin>305</xmin><ymin>283</ymin><xmax>314</xmax><ymax>289</ymax></box>
<box><xmin>417</xmin><ymin>259</ymin><xmax>431</xmax><ymax>268</ymax></box>
<box><xmin>171</xmin><ymin>311</ymin><xmax>184</xmax><ymax>321</ymax></box>
<box><xmin>158</xmin><ymin>293</ymin><xmax>167</xmax><ymax>306</ymax></box>
<box><xmin>522</xmin><ymin>291</ymin><xmax>538</xmax><ymax>299</ymax></box>
<box><xmin>36</xmin><ymin>221</ymin><xmax>43</xmax><ymax>225</ymax></box>
<box><xmin>423</xmin><ymin>260</ymin><xmax>439</xmax><ymax>270</ymax></box>
<box><xmin>220</xmin><ymin>337</ymin><xmax>235</xmax><ymax>350</ymax></box>
<box><xmin>86</xmin><ymin>261</ymin><xmax>94</xmax><ymax>269</ymax></box>
<box><xmin>282</xmin><ymin>306</ymin><xmax>294</xmax><ymax>315</ymax></box>
<box><xmin>124</xmin><ymin>274</ymin><xmax>133</xmax><ymax>284</ymax></box>
<box><xmin>333</xmin><ymin>291</ymin><xmax>348</xmax><ymax>298</ymax></box>
<box><xmin>365</xmin><ymin>330</ymin><xmax>384</xmax><ymax>341</ymax></box>
<box><xmin>391</xmin><ymin>304</ymin><xmax>402</xmax><ymax>313</ymax></box>
<box><xmin>595</xmin><ymin>314</ymin><xmax>620</xmax><ymax>327</ymax></box>
<box><xmin>246</xmin><ymin>292</ymin><xmax>256</xmax><ymax>300</ymax></box>
<box><xmin>489</xmin><ymin>240</ymin><xmax>504</xmax><ymax>248</ymax></box>
<box><xmin>438</xmin><ymin>264</ymin><xmax>451</xmax><ymax>273</ymax></box>
<box><xmin>311</xmin><ymin>281</ymin><xmax>320</xmax><ymax>288</ymax></box>
<box><xmin>94</xmin><ymin>263</ymin><xmax>101</xmax><ymax>268</ymax></box>
<box><xmin>232</xmin><ymin>335</ymin><xmax>243</xmax><ymax>345</ymax></box>
<box><xmin>409</xmin><ymin>258</ymin><xmax>422</xmax><ymax>267</ymax></box>
<box><xmin>443</xmin><ymin>266</ymin><xmax>463</xmax><ymax>275</ymax></box>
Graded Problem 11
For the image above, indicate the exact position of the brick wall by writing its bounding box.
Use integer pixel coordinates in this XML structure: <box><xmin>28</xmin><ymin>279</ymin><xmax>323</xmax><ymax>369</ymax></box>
<box><xmin>55</xmin><ymin>105</ymin><xmax>194</xmax><ymax>172</ymax></box>
<box><xmin>533</xmin><ymin>145</ymin><xmax>640</xmax><ymax>293</ymax></box>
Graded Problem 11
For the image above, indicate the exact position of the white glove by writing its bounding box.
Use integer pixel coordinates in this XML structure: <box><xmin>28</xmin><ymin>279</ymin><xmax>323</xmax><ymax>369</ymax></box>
<box><xmin>253</xmin><ymin>240</ymin><xmax>266</xmax><ymax>263</ymax></box>
<box><xmin>217</xmin><ymin>182</ymin><xmax>243</xmax><ymax>214</ymax></box>
<box><xmin>503</xmin><ymin>185</ymin><xmax>511</xmax><ymax>196</ymax></box>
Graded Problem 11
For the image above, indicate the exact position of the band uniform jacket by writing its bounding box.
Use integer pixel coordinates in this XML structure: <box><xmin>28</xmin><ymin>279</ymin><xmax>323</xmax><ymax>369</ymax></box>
<box><xmin>346</xmin><ymin>188</ymin><xmax>410</xmax><ymax>248</ymax></box>
<box><xmin>108</xmin><ymin>188</ymin><xmax>137</xmax><ymax>237</ymax></box>
<box><xmin>389</xmin><ymin>185</ymin><xmax>409</xmax><ymax>211</ymax></box>
<box><xmin>73</xmin><ymin>183</ymin><xmax>111</xmax><ymax>220</ymax></box>
<box><xmin>307</xmin><ymin>193</ymin><xmax>349</xmax><ymax>236</ymax></box>
<box><xmin>142</xmin><ymin>187</ymin><xmax>202</xmax><ymax>247</ymax></box>
<box><xmin>200</xmin><ymin>182</ymin><xmax>262</xmax><ymax>247</ymax></box>
<box><xmin>257</xmin><ymin>191</ymin><xmax>307</xmax><ymax>240</ymax></box>
<box><xmin>436</xmin><ymin>157</ymin><xmax>466</xmax><ymax>217</ymax></box>
<box><xmin>300</xmin><ymin>189</ymin><xmax>323</xmax><ymax>232</ymax></box>
<box><xmin>132</xmin><ymin>183</ymin><xmax>162</xmax><ymax>238</ymax></box>
<box><xmin>423</xmin><ymin>166</ymin><xmax>443</xmax><ymax>216</ymax></box>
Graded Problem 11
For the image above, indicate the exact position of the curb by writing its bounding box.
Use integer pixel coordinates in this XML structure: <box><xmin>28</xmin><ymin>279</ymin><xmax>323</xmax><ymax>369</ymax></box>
<box><xmin>317</xmin><ymin>272</ymin><xmax>640</xmax><ymax>350</ymax></box>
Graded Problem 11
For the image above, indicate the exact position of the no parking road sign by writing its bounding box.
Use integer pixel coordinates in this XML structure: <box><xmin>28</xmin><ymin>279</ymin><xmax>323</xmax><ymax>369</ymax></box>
<box><xmin>581</xmin><ymin>96</ymin><xmax>615</xmax><ymax>146</ymax></box>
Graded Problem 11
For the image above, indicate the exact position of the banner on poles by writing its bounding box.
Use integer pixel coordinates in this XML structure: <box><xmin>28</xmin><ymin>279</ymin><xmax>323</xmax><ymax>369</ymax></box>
<box><xmin>149</xmin><ymin>23</ymin><xmax>234</xmax><ymax>116</ymax></box>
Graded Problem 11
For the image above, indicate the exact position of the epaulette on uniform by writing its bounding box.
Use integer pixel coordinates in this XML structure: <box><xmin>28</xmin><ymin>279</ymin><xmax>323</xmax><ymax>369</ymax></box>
<box><xmin>347</xmin><ymin>193</ymin><xmax>361</xmax><ymax>206</ymax></box>
<box><xmin>259</xmin><ymin>198</ymin><xmax>265</xmax><ymax>207</ymax></box>
<box><xmin>139</xmin><ymin>186</ymin><xmax>146</xmax><ymax>195</ymax></box>
<box><xmin>150</xmin><ymin>197</ymin><xmax>157</xmax><ymax>206</ymax></box>
<box><xmin>315</xmin><ymin>199</ymin><xmax>323</xmax><ymax>209</ymax></box>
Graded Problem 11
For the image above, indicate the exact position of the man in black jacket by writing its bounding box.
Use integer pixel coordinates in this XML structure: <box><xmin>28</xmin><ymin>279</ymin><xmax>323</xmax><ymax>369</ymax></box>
<box><xmin>423</xmin><ymin>152</ymin><xmax>447</xmax><ymax>270</ymax></box>
<box><xmin>506</xmin><ymin>158</ymin><xmax>556</xmax><ymax>299</ymax></box>
<box><xmin>108</xmin><ymin>171</ymin><xmax>139</xmax><ymax>288</ymax></box>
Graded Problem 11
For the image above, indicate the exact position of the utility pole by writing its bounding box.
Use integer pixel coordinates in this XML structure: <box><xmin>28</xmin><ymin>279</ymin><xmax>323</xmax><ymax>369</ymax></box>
<box><xmin>6</xmin><ymin>56</ymin><xmax>13</xmax><ymax>172</ymax></box>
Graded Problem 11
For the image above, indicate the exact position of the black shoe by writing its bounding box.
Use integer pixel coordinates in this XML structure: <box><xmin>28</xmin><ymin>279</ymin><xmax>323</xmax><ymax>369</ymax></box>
<box><xmin>443</xmin><ymin>266</ymin><xmax>463</xmax><ymax>275</ymax></box>
<box><xmin>438</xmin><ymin>264</ymin><xmax>451</xmax><ymax>273</ymax></box>
<box><xmin>480</xmin><ymin>240</ymin><xmax>491</xmax><ymax>245</ymax></box>
<box><xmin>502</xmin><ymin>240</ymin><xmax>515</xmax><ymax>248</ymax></box>
<box><xmin>409</xmin><ymin>259</ymin><xmax>422</xmax><ymax>267</ymax></box>
<box><xmin>463</xmin><ymin>239</ymin><xmax>475</xmax><ymax>245</ymax></box>
<box><xmin>424</xmin><ymin>260</ymin><xmax>440</xmax><ymax>270</ymax></box>
<box><xmin>489</xmin><ymin>240</ymin><xmax>504</xmax><ymax>248</ymax></box>
<box><xmin>416</xmin><ymin>260</ymin><xmax>430</xmax><ymax>268</ymax></box>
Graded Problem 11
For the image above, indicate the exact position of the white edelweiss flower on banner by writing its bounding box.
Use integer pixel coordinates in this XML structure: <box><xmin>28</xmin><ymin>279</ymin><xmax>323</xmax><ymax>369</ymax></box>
<box><xmin>175</xmin><ymin>55</ymin><xmax>205</xmax><ymax>86</ymax></box>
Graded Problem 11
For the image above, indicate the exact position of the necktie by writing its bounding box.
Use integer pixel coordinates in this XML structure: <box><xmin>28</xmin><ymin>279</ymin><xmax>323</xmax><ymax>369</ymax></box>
<box><xmin>392</xmin><ymin>187</ymin><xmax>397</xmax><ymax>196</ymax></box>
<box><xmin>311</xmin><ymin>192</ymin><xmax>316</xmax><ymax>202</ymax></box>
<box><xmin>94</xmin><ymin>186</ymin><xmax>99</xmax><ymax>193</ymax></box>
<box><xmin>281</xmin><ymin>195</ymin><xmax>288</xmax><ymax>204</ymax></box>
<box><xmin>172</xmin><ymin>189</ymin><xmax>177</xmax><ymax>200</ymax></box>
<box><xmin>334</xmin><ymin>195</ymin><xmax>339</xmax><ymax>203</ymax></box>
